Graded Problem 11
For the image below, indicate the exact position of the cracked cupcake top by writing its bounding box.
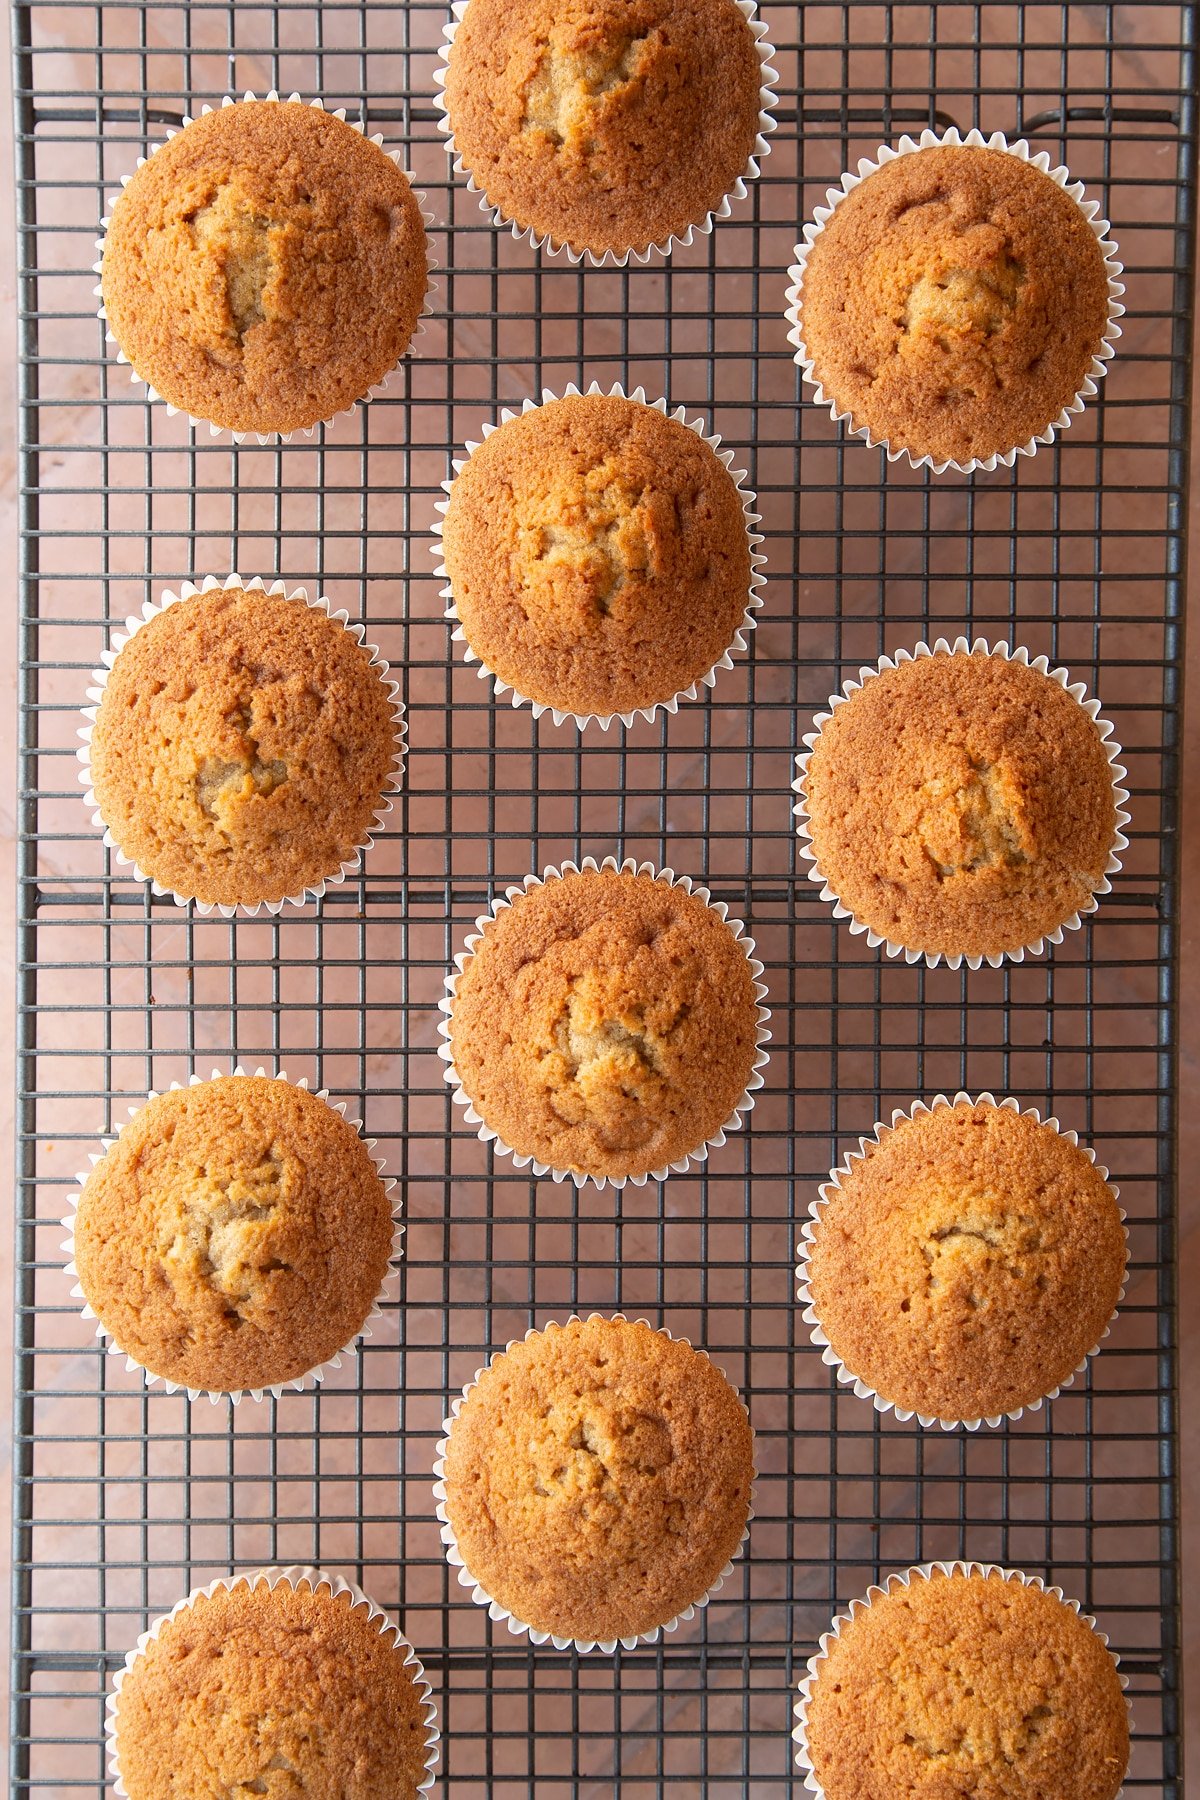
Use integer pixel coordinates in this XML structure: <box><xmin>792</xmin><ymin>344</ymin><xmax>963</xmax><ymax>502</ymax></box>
<box><xmin>114</xmin><ymin>1578</ymin><xmax>432</xmax><ymax>1800</ymax></box>
<box><xmin>100</xmin><ymin>99</ymin><xmax>428</xmax><ymax>435</ymax></box>
<box><xmin>444</xmin><ymin>0</ymin><xmax>764</xmax><ymax>259</ymax></box>
<box><xmin>441</xmin><ymin>392</ymin><xmax>754</xmax><ymax>717</ymax></box>
<box><xmin>796</xmin><ymin>145</ymin><xmax>1111</xmax><ymax>464</ymax></box>
<box><xmin>798</xmin><ymin>650</ymin><xmax>1119</xmax><ymax>962</ymax></box>
<box><xmin>440</xmin><ymin>1316</ymin><xmax>754</xmax><ymax>1642</ymax></box>
<box><xmin>88</xmin><ymin>585</ymin><xmax>399</xmax><ymax>909</ymax></box>
<box><xmin>447</xmin><ymin>865</ymin><xmax>761</xmax><ymax>1181</ymax></box>
<box><xmin>803</xmin><ymin>1567</ymin><xmax>1129</xmax><ymax>1800</ymax></box>
<box><xmin>806</xmin><ymin>1099</ymin><xmax>1126</xmax><ymax>1421</ymax></box>
<box><xmin>72</xmin><ymin>1075</ymin><xmax>394</xmax><ymax>1393</ymax></box>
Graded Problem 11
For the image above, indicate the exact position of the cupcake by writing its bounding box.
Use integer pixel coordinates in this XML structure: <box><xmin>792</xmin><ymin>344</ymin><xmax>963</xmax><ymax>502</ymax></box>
<box><xmin>787</xmin><ymin>130</ymin><xmax>1122</xmax><ymax>470</ymax></box>
<box><xmin>81</xmin><ymin>576</ymin><xmax>403</xmax><ymax>914</ymax></box>
<box><xmin>65</xmin><ymin>1072</ymin><xmax>399</xmax><ymax>1400</ymax></box>
<box><xmin>109</xmin><ymin>1568</ymin><xmax>439</xmax><ymax>1799</ymax></box>
<box><xmin>99</xmin><ymin>94</ymin><xmax>429</xmax><ymax>436</ymax></box>
<box><xmin>440</xmin><ymin>858</ymin><xmax>770</xmax><ymax>1186</ymax></box>
<box><xmin>434</xmin><ymin>1315</ymin><xmax>755</xmax><ymax>1649</ymax></box>
<box><xmin>795</xmin><ymin>1563</ymin><xmax>1130</xmax><ymax>1800</ymax></box>
<box><xmin>798</xmin><ymin>1096</ymin><xmax>1127</xmax><ymax>1427</ymax></box>
<box><xmin>436</xmin><ymin>388</ymin><xmax>762</xmax><ymax>725</ymax></box>
<box><xmin>439</xmin><ymin>0</ymin><xmax>774</xmax><ymax>262</ymax></box>
<box><xmin>793</xmin><ymin>641</ymin><xmax>1128</xmax><ymax>968</ymax></box>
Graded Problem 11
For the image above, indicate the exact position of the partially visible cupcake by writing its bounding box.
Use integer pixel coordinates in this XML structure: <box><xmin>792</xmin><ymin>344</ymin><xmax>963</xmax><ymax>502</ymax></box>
<box><xmin>110</xmin><ymin>1569</ymin><xmax>439</xmax><ymax>1799</ymax></box>
<box><xmin>442</xmin><ymin>860</ymin><xmax>769</xmax><ymax>1185</ymax></box>
<box><xmin>794</xmin><ymin>642</ymin><xmax>1127</xmax><ymax>967</ymax></box>
<box><xmin>82</xmin><ymin>577</ymin><xmax>403</xmax><ymax>913</ymax></box>
<box><xmin>67</xmin><ymin>1073</ymin><xmax>398</xmax><ymax>1399</ymax></box>
<box><xmin>99</xmin><ymin>95</ymin><xmax>429</xmax><ymax>436</ymax></box>
<box><xmin>799</xmin><ymin>1096</ymin><xmax>1127</xmax><ymax>1426</ymax></box>
<box><xmin>435</xmin><ymin>1315</ymin><xmax>755</xmax><ymax>1649</ymax></box>
<box><xmin>787</xmin><ymin>133</ymin><xmax>1121</xmax><ymax>469</ymax></box>
<box><xmin>438</xmin><ymin>389</ymin><xmax>761</xmax><ymax>724</ymax></box>
<box><xmin>439</xmin><ymin>0</ymin><xmax>774</xmax><ymax>261</ymax></box>
<box><xmin>795</xmin><ymin>1563</ymin><xmax>1129</xmax><ymax>1800</ymax></box>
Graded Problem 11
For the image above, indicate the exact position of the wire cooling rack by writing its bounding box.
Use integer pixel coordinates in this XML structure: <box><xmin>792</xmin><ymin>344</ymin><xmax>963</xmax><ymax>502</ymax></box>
<box><xmin>10</xmin><ymin>2</ymin><xmax>1194</xmax><ymax>1793</ymax></box>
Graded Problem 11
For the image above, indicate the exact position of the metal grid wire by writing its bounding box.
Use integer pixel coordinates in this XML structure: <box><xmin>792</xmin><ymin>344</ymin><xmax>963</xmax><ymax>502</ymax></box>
<box><xmin>11</xmin><ymin>2</ymin><xmax>1193</xmax><ymax>1792</ymax></box>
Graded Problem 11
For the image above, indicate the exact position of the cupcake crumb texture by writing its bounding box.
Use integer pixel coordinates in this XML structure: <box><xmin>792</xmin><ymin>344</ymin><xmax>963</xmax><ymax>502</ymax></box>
<box><xmin>441</xmin><ymin>1316</ymin><xmax>754</xmax><ymax>1643</ymax></box>
<box><xmin>101</xmin><ymin>99</ymin><xmax>428</xmax><ymax>435</ymax></box>
<box><xmin>803</xmin><ymin>1567</ymin><xmax>1129</xmax><ymax>1800</ymax></box>
<box><xmin>523</xmin><ymin>32</ymin><xmax>647</xmax><ymax>146</ymax></box>
<box><xmin>519</xmin><ymin>469</ymin><xmax>651</xmax><ymax>626</ymax></box>
<box><xmin>807</xmin><ymin>1099</ymin><xmax>1126</xmax><ymax>1421</ymax></box>
<box><xmin>914</xmin><ymin>757</ymin><xmax>1032</xmax><ymax>880</ymax></box>
<box><xmin>448</xmin><ymin>866</ymin><xmax>761</xmax><ymax>1181</ymax></box>
<box><xmin>88</xmin><ymin>584</ymin><xmax>399</xmax><ymax>910</ymax></box>
<box><xmin>72</xmin><ymin>1075</ymin><xmax>394</xmax><ymax>1394</ymax></box>
<box><xmin>445</xmin><ymin>0</ymin><xmax>765</xmax><ymax>259</ymax></box>
<box><xmin>442</xmin><ymin>392</ymin><xmax>753</xmax><ymax>719</ymax></box>
<box><xmin>799</xmin><ymin>650</ymin><xmax>1119</xmax><ymax>962</ymax></box>
<box><xmin>188</xmin><ymin>185</ymin><xmax>276</xmax><ymax>349</ymax></box>
<box><xmin>797</xmin><ymin>145</ymin><xmax>1112</xmax><ymax>463</ymax></box>
<box><xmin>114</xmin><ymin>1578</ymin><xmax>432</xmax><ymax>1800</ymax></box>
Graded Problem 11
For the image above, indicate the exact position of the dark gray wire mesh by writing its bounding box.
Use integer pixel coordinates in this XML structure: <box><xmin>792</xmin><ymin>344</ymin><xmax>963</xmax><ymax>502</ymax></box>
<box><xmin>11</xmin><ymin>2</ymin><xmax>1193</xmax><ymax>1793</ymax></box>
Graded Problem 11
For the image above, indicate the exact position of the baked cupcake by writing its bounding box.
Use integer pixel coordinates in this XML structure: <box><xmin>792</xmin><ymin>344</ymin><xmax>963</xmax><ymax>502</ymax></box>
<box><xmin>437</xmin><ymin>389</ymin><xmax>761</xmax><ymax>724</ymax></box>
<box><xmin>439</xmin><ymin>0</ymin><xmax>773</xmax><ymax>261</ymax></box>
<box><xmin>82</xmin><ymin>577</ymin><xmax>403</xmax><ymax>913</ymax></box>
<box><xmin>99</xmin><ymin>95</ymin><xmax>428</xmax><ymax>436</ymax></box>
<box><xmin>66</xmin><ymin>1072</ymin><xmax>398</xmax><ymax>1399</ymax></box>
<box><xmin>435</xmin><ymin>1315</ymin><xmax>755</xmax><ymax>1648</ymax></box>
<box><xmin>110</xmin><ymin>1569</ymin><xmax>439</xmax><ymax>1799</ymax></box>
<box><xmin>799</xmin><ymin>1096</ymin><xmax>1127</xmax><ymax>1427</ymax></box>
<box><xmin>794</xmin><ymin>642</ymin><xmax>1127</xmax><ymax>967</ymax></box>
<box><xmin>441</xmin><ymin>859</ymin><xmax>770</xmax><ymax>1185</ymax></box>
<box><xmin>795</xmin><ymin>1563</ymin><xmax>1129</xmax><ymax>1800</ymax></box>
<box><xmin>788</xmin><ymin>132</ymin><xmax>1121</xmax><ymax>469</ymax></box>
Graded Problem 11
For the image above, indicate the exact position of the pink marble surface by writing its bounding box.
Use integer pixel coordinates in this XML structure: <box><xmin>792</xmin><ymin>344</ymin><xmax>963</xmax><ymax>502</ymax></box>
<box><xmin>0</xmin><ymin>2</ymin><xmax>1196</xmax><ymax>1790</ymax></box>
<box><xmin>1</xmin><ymin>21</ymin><xmax>20</xmax><ymax>1767</ymax></box>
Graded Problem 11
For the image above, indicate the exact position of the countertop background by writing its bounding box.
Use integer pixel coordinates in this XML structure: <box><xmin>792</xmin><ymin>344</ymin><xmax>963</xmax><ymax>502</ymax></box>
<box><xmin>0</xmin><ymin>2</ymin><xmax>1194</xmax><ymax>1787</ymax></box>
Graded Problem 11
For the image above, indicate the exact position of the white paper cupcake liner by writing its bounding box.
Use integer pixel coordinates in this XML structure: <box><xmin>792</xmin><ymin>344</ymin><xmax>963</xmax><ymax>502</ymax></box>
<box><xmin>95</xmin><ymin>91</ymin><xmax>437</xmax><ymax>445</ymax></box>
<box><xmin>784</xmin><ymin>126</ymin><xmax>1126</xmax><ymax>475</ymax></box>
<box><xmin>432</xmin><ymin>381</ymin><xmax>767</xmax><ymax>729</ymax></box>
<box><xmin>77</xmin><ymin>572</ymin><xmax>407</xmax><ymax>917</ymax></box>
<box><xmin>432</xmin><ymin>1313</ymin><xmax>756</xmax><ymax>1653</ymax></box>
<box><xmin>106</xmin><ymin>1565</ymin><xmax>440</xmax><ymax>1798</ymax></box>
<box><xmin>436</xmin><ymin>855</ymin><xmax>772</xmax><ymax>1188</ymax></box>
<box><xmin>61</xmin><ymin>1066</ymin><xmax>405</xmax><ymax>1405</ymax></box>
<box><xmin>792</xmin><ymin>1560</ymin><xmax>1131</xmax><ymax>1799</ymax></box>
<box><xmin>791</xmin><ymin>636</ymin><xmax>1130</xmax><ymax>970</ymax></box>
<box><xmin>796</xmin><ymin>1091</ymin><xmax>1129</xmax><ymax>1431</ymax></box>
<box><xmin>433</xmin><ymin>1</ymin><xmax>778</xmax><ymax>267</ymax></box>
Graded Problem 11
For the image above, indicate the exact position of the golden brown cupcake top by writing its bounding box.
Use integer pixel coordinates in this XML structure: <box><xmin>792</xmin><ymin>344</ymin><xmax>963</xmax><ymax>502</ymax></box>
<box><xmin>444</xmin><ymin>0</ymin><xmax>765</xmax><ymax>259</ymax></box>
<box><xmin>441</xmin><ymin>392</ymin><xmax>754</xmax><ymax>717</ymax></box>
<box><xmin>72</xmin><ymin>1075</ymin><xmax>394</xmax><ymax>1394</ymax></box>
<box><xmin>101</xmin><ymin>99</ymin><xmax>428</xmax><ymax>435</ymax></box>
<box><xmin>440</xmin><ymin>1315</ymin><xmax>754</xmax><ymax>1642</ymax></box>
<box><xmin>806</xmin><ymin>1100</ymin><xmax>1126</xmax><ymax>1421</ymax></box>
<box><xmin>448</xmin><ymin>866</ymin><xmax>762</xmax><ymax>1181</ymax></box>
<box><xmin>115</xmin><ymin>1577</ymin><xmax>432</xmax><ymax>1800</ymax></box>
<box><xmin>803</xmin><ymin>1566</ymin><xmax>1129</xmax><ymax>1800</ymax></box>
<box><xmin>88</xmin><ymin>585</ymin><xmax>399</xmax><ymax>910</ymax></box>
<box><xmin>796</xmin><ymin>145</ymin><xmax>1112</xmax><ymax>464</ymax></box>
<box><xmin>799</xmin><ymin>651</ymin><xmax>1119</xmax><ymax>962</ymax></box>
